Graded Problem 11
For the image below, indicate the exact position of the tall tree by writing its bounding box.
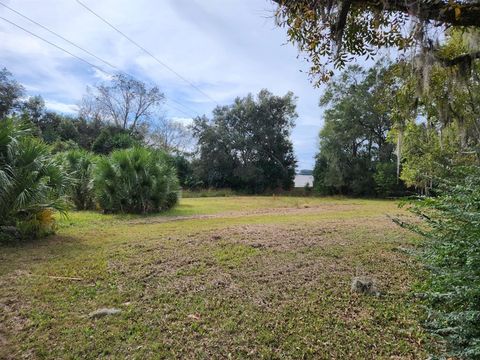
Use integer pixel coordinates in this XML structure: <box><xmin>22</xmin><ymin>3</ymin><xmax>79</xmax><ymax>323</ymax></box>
<box><xmin>80</xmin><ymin>74</ymin><xmax>165</xmax><ymax>133</ymax></box>
<box><xmin>387</xmin><ymin>30</ymin><xmax>480</xmax><ymax>193</ymax></box>
<box><xmin>21</xmin><ymin>95</ymin><xmax>45</xmax><ymax>126</ymax></box>
<box><xmin>192</xmin><ymin>89</ymin><xmax>297</xmax><ymax>193</ymax></box>
<box><xmin>148</xmin><ymin>117</ymin><xmax>192</xmax><ymax>153</ymax></box>
<box><xmin>0</xmin><ymin>68</ymin><xmax>24</xmax><ymax>119</ymax></box>
<box><xmin>313</xmin><ymin>63</ymin><xmax>398</xmax><ymax>195</ymax></box>
<box><xmin>274</xmin><ymin>0</ymin><xmax>480</xmax><ymax>83</ymax></box>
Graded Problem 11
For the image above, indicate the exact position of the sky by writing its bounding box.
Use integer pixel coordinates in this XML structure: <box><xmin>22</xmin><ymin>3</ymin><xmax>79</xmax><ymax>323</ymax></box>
<box><xmin>0</xmin><ymin>0</ymin><xmax>326</xmax><ymax>170</ymax></box>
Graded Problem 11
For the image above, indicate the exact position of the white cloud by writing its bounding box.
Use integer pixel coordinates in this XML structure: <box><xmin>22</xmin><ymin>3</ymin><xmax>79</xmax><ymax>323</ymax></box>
<box><xmin>92</xmin><ymin>68</ymin><xmax>113</xmax><ymax>81</ymax></box>
<box><xmin>171</xmin><ymin>117</ymin><xmax>194</xmax><ymax>126</ymax></box>
<box><xmin>0</xmin><ymin>0</ymin><xmax>324</xmax><ymax>168</ymax></box>
<box><xmin>44</xmin><ymin>100</ymin><xmax>79</xmax><ymax>114</ymax></box>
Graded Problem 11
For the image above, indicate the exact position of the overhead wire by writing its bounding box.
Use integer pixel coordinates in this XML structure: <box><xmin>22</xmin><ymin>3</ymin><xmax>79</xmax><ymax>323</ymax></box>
<box><xmin>0</xmin><ymin>1</ymin><xmax>118</xmax><ymax>70</ymax></box>
<box><xmin>72</xmin><ymin>1</ymin><xmax>290</xmax><ymax>171</ymax></box>
<box><xmin>75</xmin><ymin>0</ymin><xmax>219</xmax><ymax>106</ymax></box>
<box><xmin>0</xmin><ymin>4</ymin><xmax>199</xmax><ymax>118</ymax></box>
<box><xmin>0</xmin><ymin>16</ymin><xmax>108</xmax><ymax>75</ymax></box>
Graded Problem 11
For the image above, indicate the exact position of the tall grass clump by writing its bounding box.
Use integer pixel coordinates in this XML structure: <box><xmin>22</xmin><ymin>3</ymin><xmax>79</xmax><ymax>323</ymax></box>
<box><xmin>95</xmin><ymin>147</ymin><xmax>179</xmax><ymax>214</ymax></box>
<box><xmin>57</xmin><ymin>149</ymin><xmax>97</xmax><ymax>210</ymax></box>
<box><xmin>400</xmin><ymin>166</ymin><xmax>480</xmax><ymax>359</ymax></box>
<box><xmin>0</xmin><ymin>119</ymin><xmax>70</xmax><ymax>240</ymax></box>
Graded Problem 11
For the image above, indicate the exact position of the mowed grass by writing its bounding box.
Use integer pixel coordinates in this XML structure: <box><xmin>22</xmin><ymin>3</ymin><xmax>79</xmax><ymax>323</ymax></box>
<box><xmin>0</xmin><ymin>197</ymin><xmax>432</xmax><ymax>359</ymax></box>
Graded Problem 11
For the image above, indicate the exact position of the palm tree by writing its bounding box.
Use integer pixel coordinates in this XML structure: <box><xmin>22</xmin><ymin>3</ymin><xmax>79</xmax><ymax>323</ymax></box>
<box><xmin>57</xmin><ymin>149</ymin><xmax>97</xmax><ymax>210</ymax></box>
<box><xmin>0</xmin><ymin>119</ymin><xmax>70</xmax><ymax>239</ymax></box>
<box><xmin>95</xmin><ymin>147</ymin><xmax>179</xmax><ymax>214</ymax></box>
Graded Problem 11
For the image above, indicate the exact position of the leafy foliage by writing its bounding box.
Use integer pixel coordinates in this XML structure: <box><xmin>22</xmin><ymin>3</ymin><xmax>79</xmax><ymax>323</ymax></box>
<box><xmin>167</xmin><ymin>154</ymin><xmax>202</xmax><ymax>190</ymax></box>
<box><xmin>0</xmin><ymin>68</ymin><xmax>24</xmax><ymax>118</ymax></box>
<box><xmin>0</xmin><ymin>119</ymin><xmax>69</xmax><ymax>239</ymax></box>
<box><xmin>192</xmin><ymin>89</ymin><xmax>297</xmax><ymax>193</ymax></box>
<box><xmin>91</xmin><ymin>126</ymin><xmax>140</xmax><ymax>154</ymax></box>
<box><xmin>399</xmin><ymin>167</ymin><xmax>480</xmax><ymax>358</ymax></box>
<box><xmin>274</xmin><ymin>0</ymin><xmax>480</xmax><ymax>84</ymax></box>
<box><xmin>313</xmin><ymin>63</ymin><xmax>401</xmax><ymax>196</ymax></box>
<box><xmin>373</xmin><ymin>162</ymin><xmax>398</xmax><ymax>197</ymax></box>
<box><xmin>56</xmin><ymin>149</ymin><xmax>97</xmax><ymax>210</ymax></box>
<box><xmin>94</xmin><ymin>147</ymin><xmax>179</xmax><ymax>214</ymax></box>
<box><xmin>398</xmin><ymin>122</ymin><xmax>464</xmax><ymax>195</ymax></box>
<box><xmin>387</xmin><ymin>30</ymin><xmax>480</xmax><ymax>194</ymax></box>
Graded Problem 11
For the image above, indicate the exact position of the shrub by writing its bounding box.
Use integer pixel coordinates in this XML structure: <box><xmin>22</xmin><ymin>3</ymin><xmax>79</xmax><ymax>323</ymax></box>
<box><xmin>95</xmin><ymin>147</ymin><xmax>179</xmax><ymax>213</ymax></box>
<box><xmin>399</xmin><ymin>166</ymin><xmax>480</xmax><ymax>359</ymax></box>
<box><xmin>0</xmin><ymin>119</ymin><xmax>69</xmax><ymax>239</ymax></box>
<box><xmin>167</xmin><ymin>154</ymin><xmax>203</xmax><ymax>189</ymax></box>
<box><xmin>373</xmin><ymin>162</ymin><xmax>399</xmax><ymax>197</ymax></box>
<box><xmin>50</xmin><ymin>139</ymin><xmax>79</xmax><ymax>154</ymax></box>
<box><xmin>57</xmin><ymin>149</ymin><xmax>97</xmax><ymax>210</ymax></box>
<box><xmin>91</xmin><ymin>127</ymin><xmax>139</xmax><ymax>154</ymax></box>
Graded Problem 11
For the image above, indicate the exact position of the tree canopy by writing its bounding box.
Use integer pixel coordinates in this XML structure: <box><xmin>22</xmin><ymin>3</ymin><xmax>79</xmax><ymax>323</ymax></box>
<box><xmin>387</xmin><ymin>30</ymin><xmax>480</xmax><ymax>193</ymax></box>
<box><xmin>192</xmin><ymin>89</ymin><xmax>297</xmax><ymax>193</ymax></box>
<box><xmin>313</xmin><ymin>63</ymin><xmax>400</xmax><ymax>195</ymax></box>
<box><xmin>80</xmin><ymin>74</ymin><xmax>165</xmax><ymax>133</ymax></box>
<box><xmin>0</xmin><ymin>68</ymin><xmax>24</xmax><ymax>118</ymax></box>
<box><xmin>274</xmin><ymin>0</ymin><xmax>480</xmax><ymax>83</ymax></box>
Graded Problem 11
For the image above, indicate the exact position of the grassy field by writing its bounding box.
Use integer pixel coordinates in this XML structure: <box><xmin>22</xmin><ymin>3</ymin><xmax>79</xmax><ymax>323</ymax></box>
<box><xmin>0</xmin><ymin>197</ymin><xmax>433</xmax><ymax>359</ymax></box>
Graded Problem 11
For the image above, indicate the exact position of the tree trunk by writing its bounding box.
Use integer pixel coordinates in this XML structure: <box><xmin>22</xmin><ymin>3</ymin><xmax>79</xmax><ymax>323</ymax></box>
<box><xmin>396</xmin><ymin>128</ymin><xmax>404</xmax><ymax>182</ymax></box>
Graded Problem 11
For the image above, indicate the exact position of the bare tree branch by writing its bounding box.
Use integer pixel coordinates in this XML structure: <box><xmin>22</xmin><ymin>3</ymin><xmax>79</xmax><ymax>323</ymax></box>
<box><xmin>80</xmin><ymin>74</ymin><xmax>165</xmax><ymax>133</ymax></box>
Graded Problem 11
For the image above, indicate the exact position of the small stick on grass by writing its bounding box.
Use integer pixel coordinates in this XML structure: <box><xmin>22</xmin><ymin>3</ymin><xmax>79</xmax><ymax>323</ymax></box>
<box><xmin>26</xmin><ymin>274</ymin><xmax>84</xmax><ymax>281</ymax></box>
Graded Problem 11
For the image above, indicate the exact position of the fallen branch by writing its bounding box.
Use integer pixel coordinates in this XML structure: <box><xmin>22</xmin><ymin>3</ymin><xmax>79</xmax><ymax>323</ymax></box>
<box><xmin>26</xmin><ymin>274</ymin><xmax>84</xmax><ymax>281</ymax></box>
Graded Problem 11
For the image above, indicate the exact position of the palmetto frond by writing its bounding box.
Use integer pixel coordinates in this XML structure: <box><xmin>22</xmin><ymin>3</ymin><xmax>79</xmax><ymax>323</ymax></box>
<box><xmin>94</xmin><ymin>147</ymin><xmax>179</xmax><ymax>214</ymax></box>
<box><xmin>0</xmin><ymin>118</ymin><xmax>70</xmax><ymax>237</ymax></box>
<box><xmin>56</xmin><ymin>149</ymin><xmax>97</xmax><ymax>210</ymax></box>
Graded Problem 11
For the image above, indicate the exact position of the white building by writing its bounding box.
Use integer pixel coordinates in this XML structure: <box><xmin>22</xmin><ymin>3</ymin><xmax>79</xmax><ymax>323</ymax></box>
<box><xmin>294</xmin><ymin>174</ymin><xmax>314</xmax><ymax>188</ymax></box>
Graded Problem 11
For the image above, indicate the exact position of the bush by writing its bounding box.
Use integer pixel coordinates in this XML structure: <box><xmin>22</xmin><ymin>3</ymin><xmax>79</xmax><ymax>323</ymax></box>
<box><xmin>91</xmin><ymin>127</ymin><xmax>139</xmax><ymax>154</ymax></box>
<box><xmin>373</xmin><ymin>162</ymin><xmax>399</xmax><ymax>197</ymax></box>
<box><xmin>95</xmin><ymin>147</ymin><xmax>179</xmax><ymax>213</ymax></box>
<box><xmin>0</xmin><ymin>119</ymin><xmax>69</xmax><ymax>239</ymax></box>
<box><xmin>399</xmin><ymin>166</ymin><xmax>480</xmax><ymax>359</ymax></box>
<box><xmin>50</xmin><ymin>139</ymin><xmax>80</xmax><ymax>154</ymax></box>
<box><xmin>167</xmin><ymin>154</ymin><xmax>203</xmax><ymax>190</ymax></box>
<box><xmin>57</xmin><ymin>149</ymin><xmax>97</xmax><ymax>210</ymax></box>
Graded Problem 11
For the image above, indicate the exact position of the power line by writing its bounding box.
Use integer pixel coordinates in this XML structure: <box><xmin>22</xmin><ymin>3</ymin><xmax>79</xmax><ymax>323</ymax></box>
<box><xmin>168</xmin><ymin>98</ymin><xmax>200</xmax><ymax>117</ymax></box>
<box><xmin>0</xmin><ymin>16</ymin><xmax>109</xmax><ymax>75</ymax></box>
<box><xmin>75</xmin><ymin>0</ymin><xmax>219</xmax><ymax>105</ymax></box>
<box><xmin>0</xmin><ymin>13</ymin><xmax>199</xmax><ymax>118</ymax></box>
<box><xmin>72</xmin><ymin>2</ymin><xmax>288</xmax><ymax>167</ymax></box>
<box><xmin>0</xmin><ymin>1</ymin><xmax>118</xmax><ymax>71</ymax></box>
<box><xmin>165</xmin><ymin>101</ymin><xmax>195</xmax><ymax>119</ymax></box>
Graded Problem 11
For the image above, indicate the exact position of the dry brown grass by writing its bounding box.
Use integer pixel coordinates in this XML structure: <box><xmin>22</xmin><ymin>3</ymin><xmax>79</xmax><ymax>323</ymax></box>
<box><xmin>0</xmin><ymin>197</ymin><xmax>432</xmax><ymax>359</ymax></box>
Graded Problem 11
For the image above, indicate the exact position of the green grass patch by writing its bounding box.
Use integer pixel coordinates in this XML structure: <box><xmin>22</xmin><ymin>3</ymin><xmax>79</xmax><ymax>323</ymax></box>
<box><xmin>213</xmin><ymin>243</ymin><xmax>261</xmax><ymax>268</ymax></box>
<box><xmin>0</xmin><ymin>196</ymin><xmax>435</xmax><ymax>359</ymax></box>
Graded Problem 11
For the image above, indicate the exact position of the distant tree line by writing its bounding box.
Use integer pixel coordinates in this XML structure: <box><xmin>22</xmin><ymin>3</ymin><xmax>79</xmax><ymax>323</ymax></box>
<box><xmin>0</xmin><ymin>68</ymin><xmax>300</xmax><ymax>240</ymax></box>
<box><xmin>0</xmin><ymin>69</ymin><xmax>191</xmax><ymax>155</ymax></box>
